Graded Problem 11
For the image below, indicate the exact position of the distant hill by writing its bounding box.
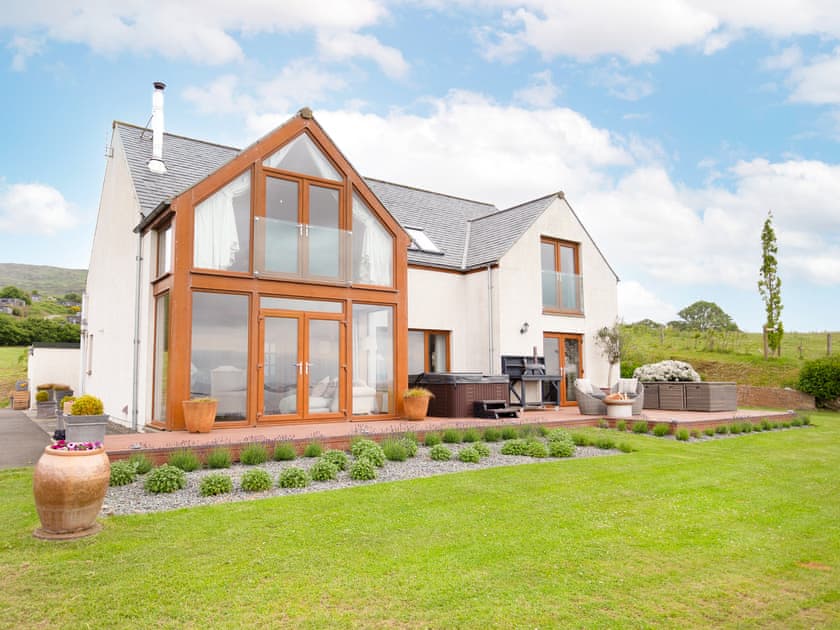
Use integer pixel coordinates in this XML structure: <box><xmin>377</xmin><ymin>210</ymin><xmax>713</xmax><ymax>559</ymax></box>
<box><xmin>0</xmin><ymin>263</ymin><xmax>87</xmax><ymax>297</ymax></box>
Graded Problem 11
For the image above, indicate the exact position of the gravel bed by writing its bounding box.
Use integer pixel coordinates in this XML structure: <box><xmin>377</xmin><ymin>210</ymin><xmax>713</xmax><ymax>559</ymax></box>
<box><xmin>102</xmin><ymin>441</ymin><xmax>619</xmax><ymax>517</ymax></box>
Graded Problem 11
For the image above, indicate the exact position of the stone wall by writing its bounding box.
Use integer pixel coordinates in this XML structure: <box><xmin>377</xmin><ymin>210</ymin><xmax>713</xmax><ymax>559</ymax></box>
<box><xmin>737</xmin><ymin>385</ymin><xmax>815</xmax><ymax>410</ymax></box>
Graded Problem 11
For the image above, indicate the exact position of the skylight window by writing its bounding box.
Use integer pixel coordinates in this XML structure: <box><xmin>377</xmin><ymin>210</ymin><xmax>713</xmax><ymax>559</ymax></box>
<box><xmin>405</xmin><ymin>227</ymin><xmax>442</xmax><ymax>254</ymax></box>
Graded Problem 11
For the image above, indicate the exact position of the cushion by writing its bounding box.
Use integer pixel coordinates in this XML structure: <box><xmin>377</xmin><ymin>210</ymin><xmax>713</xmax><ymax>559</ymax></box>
<box><xmin>591</xmin><ymin>390</ymin><xmax>606</xmax><ymax>400</ymax></box>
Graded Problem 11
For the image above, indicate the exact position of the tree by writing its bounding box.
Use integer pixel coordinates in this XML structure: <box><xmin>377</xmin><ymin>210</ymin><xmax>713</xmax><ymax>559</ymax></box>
<box><xmin>676</xmin><ymin>300</ymin><xmax>738</xmax><ymax>332</ymax></box>
<box><xmin>758</xmin><ymin>210</ymin><xmax>783</xmax><ymax>357</ymax></box>
<box><xmin>0</xmin><ymin>286</ymin><xmax>30</xmax><ymax>305</ymax></box>
<box><xmin>63</xmin><ymin>292</ymin><xmax>81</xmax><ymax>303</ymax></box>
<box><xmin>595</xmin><ymin>320</ymin><xmax>623</xmax><ymax>385</ymax></box>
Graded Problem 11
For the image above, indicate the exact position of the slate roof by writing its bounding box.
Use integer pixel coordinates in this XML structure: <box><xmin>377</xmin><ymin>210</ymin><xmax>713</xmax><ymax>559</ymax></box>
<box><xmin>115</xmin><ymin>121</ymin><xmax>577</xmax><ymax>271</ymax></box>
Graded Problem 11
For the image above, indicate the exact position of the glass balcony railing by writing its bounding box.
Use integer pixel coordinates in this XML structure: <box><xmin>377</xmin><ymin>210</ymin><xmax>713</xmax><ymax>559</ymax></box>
<box><xmin>254</xmin><ymin>217</ymin><xmax>352</xmax><ymax>282</ymax></box>
<box><xmin>542</xmin><ymin>271</ymin><xmax>584</xmax><ymax>313</ymax></box>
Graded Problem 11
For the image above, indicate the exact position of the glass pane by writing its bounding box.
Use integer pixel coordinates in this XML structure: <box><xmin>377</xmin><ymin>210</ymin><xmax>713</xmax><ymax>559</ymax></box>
<box><xmin>153</xmin><ymin>293</ymin><xmax>169</xmax><ymax>422</ymax></box>
<box><xmin>429</xmin><ymin>333</ymin><xmax>447</xmax><ymax>372</ymax></box>
<box><xmin>261</xmin><ymin>297</ymin><xmax>342</xmax><ymax>313</ymax></box>
<box><xmin>542</xmin><ymin>336</ymin><xmax>560</xmax><ymax>404</ymax></box>
<box><xmin>541</xmin><ymin>242</ymin><xmax>557</xmax><ymax>308</ymax></box>
<box><xmin>353</xmin><ymin>304</ymin><xmax>394</xmax><ymax>415</ymax></box>
<box><xmin>263</xmin><ymin>133</ymin><xmax>341</xmax><ymax>181</ymax></box>
<box><xmin>193</xmin><ymin>171</ymin><xmax>251</xmax><ymax>272</ymax></box>
<box><xmin>560</xmin><ymin>244</ymin><xmax>576</xmax><ymax>273</ymax></box>
<box><xmin>157</xmin><ymin>225</ymin><xmax>172</xmax><ymax>276</ymax></box>
<box><xmin>408</xmin><ymin>330</ymin><xmax>424</xmax><ymax>375</ymax></box>
<box><xmin>264</xmin><ymin>317</ymin><xmax>299</xmax><ymax>415</ymax></box>
<box><xmin>352</xmin><ymin>192</ymin><xmax>393</xmax><ymax>286</ymax></box>
<box><xmin>541</xmin><ymin>242</ymin><xmax>555</xmax><ymax>272</ymax></box>
<box><xmin>266</xmin><ymin>177</ymin><xmax>298</xmax><ymax>222</ymax></box>
<box><xmin>308</xmin><ymin>320</ymin><xmax>340</xmax><ymax>414</ymax></box>
<box><xmin>190</xmin><ymin>292</ymin><xmax>249</xmax><ymax>422</ymax></box>
<box><xmin>564</xmin><ymin>338</ymin><xmax>580</xmax><ymax>402</ymax></box>
<box><xmin>309</xmin><ymin>185</ymin><xmax>340</xmax><ymax>277</ymax></box>
<box><xmin>263</xmin><ymin>177</ymin><xmax>299</xmax><ymax>274</ymax></box>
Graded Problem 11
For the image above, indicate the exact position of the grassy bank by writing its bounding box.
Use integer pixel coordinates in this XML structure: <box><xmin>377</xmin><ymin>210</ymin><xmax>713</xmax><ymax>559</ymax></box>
<box><xmin>1</xmin><ymin>412</ymin><xmax>837</xmax><ymax>627</ymax></box>
<box><xmin>0</xmin><ymin>346</ymin><xmax>26</xmax><ymax>407</ymax></box>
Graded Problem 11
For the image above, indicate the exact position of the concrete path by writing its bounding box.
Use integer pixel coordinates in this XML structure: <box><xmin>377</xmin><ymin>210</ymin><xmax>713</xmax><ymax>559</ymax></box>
<box><xmin>0</xmin><ymin>408</ymin><xmax>51</xmax><ymax>469</ymax></box>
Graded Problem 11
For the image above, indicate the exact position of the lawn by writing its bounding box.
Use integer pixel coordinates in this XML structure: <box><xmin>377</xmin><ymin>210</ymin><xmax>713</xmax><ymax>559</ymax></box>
<box><xmin>1</xmin><ymin>413</ymin><xmax>838</xmax><ymax>628</ymax></box>
<box><xmin>0</xmin><ymin>346</ymin><xmax>26</xmax><ymax>407</ymax></box>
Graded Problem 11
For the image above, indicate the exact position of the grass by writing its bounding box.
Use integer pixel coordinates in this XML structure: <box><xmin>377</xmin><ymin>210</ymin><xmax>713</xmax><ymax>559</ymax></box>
<box><xmin>1</xmin><ymin>413</ymin><xmax>838</xmax><ymax>627</ymax></box>
<box><xmin>0</xmin><ymin>346</ymin><xmax>27</xmax><ymax>408</ymax></box>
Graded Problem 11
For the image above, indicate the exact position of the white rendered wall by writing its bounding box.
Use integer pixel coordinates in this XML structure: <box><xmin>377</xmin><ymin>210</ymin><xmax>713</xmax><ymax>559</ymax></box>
<box><xmin>83</xmin><ymin>132</ymin><xmax>146</xmax><ymax>428</ymax></box>
<box><xmin>497</xmin><ymin>197</ymin><xmax>618</xmax><ymax>389</ymax></box>
<box><xmin>27</xmin><ymin>347</ymin><xmax>80</xmax><ymax>408</ymax></box>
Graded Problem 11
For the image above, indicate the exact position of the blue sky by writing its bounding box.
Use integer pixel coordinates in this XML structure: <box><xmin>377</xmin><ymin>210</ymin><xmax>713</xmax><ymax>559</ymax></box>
<box><xmin>1</xmin><ymin>1</ymin><xmax>839</xmax><ymax>332</ymax></box>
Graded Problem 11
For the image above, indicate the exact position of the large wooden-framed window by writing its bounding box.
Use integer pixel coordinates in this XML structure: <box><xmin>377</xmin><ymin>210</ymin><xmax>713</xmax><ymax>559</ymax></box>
<box><xmin>541</xmin><ymin>238</ymin><xmax>583</xmax><ymax>314</ymax></box>
<box><xmin>408</xmin><ymin>329</ymin><xmax>450</xmax><ymax>374</ymax></box>
<box><xmin>352</xmin><ymin>303</ymin><xmax>395</xmax><ymax>416</ymax></box>
<box><xmin>151</xmin><ymin>292</ymin><xmax>170</xmax><ymax>423</ymax></box>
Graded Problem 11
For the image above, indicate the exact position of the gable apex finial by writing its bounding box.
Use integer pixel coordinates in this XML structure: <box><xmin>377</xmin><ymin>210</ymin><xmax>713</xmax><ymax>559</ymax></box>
<box><xmin>298</xmin><ymin>107</ymin><xmax>313</xmax><ymax>120</ymax></box>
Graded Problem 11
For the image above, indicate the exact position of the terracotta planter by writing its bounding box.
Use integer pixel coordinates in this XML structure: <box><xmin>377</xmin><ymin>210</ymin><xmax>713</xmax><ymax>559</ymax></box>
<box><xmin>182</xmin><ymin>399</ymin><xmax>218</xmax><ymax>433</ymax></box>
<box><xmin>33</xmin><ymin>446</ymin><xmax>110</xmax><ymax>540</ymax></box>
<box><xmin>403</xmin><ymin>395</ymin><xmax>431</xmax><ymax>421</ymax></box>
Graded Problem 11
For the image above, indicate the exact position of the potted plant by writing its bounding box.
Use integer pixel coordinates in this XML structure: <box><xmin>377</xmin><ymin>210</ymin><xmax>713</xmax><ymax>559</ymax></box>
<box><xmin>32</xmin><ymin>439</ymin><xmax>110</xmax><ymax>540</ymax></box>
<box><xmin>65</xmin><ymin>394</ymin><xmax>108</xmax><ymax>443</ymax></box>
<box><xmin>402</xmin><ymin>387</ymin><xmax>434</xmax><ymax>421</ymax></box>
<box><xmin>35</xmin><ymin>389</ymin><xmax>56</xmax><ymax>418</ymax></box>
<box><xmin>182</xmin><ymin>397</ymin><xmax>218</xmax><ymax>433</ymax></box>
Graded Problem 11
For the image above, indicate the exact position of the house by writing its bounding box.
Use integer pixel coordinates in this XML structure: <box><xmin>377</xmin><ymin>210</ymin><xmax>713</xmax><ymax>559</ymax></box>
<box><xmin>0</xmin><ymin>298</ymin><xmax>26</xmax><ymax>309</ymax></box>
<box><xmin>84</xmin><ymin>83</ymin><xmax>618</xmax><ymax>432</ymax></box>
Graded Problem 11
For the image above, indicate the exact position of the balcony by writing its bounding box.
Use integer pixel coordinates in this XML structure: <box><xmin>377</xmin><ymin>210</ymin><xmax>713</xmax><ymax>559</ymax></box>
<box><xmin>541</xmin><ymin>271</ymin><xmax>584</xmax><ymax>314</ymax></box>
<box><xmin>255</xmin><ymin>217</ymin><xmax>352</xmax><ymax>283</ymax></box>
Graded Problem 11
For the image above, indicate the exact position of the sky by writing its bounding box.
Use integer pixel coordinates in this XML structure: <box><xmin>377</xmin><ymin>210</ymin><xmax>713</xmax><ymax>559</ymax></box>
<box><xmin>1</xmin><ymin>1</ymin><xmax>839</xmax><ymax>333</ymax></box>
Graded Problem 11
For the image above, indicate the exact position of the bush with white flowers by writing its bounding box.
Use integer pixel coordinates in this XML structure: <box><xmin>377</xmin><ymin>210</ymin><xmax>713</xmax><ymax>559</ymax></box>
<box><xmin>633</xmin><ymin>360</ymin><xmax>701</xmax><ymax>382</ymax></box>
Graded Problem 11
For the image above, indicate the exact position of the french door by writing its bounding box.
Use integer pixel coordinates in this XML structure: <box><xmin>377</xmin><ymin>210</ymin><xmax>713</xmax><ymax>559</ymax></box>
<box><xmin>258</xmin><ymin>310</ymin><xmax>344</xmax><ymax>422</ymax></box>
<box><xmin>543</xmin><ymin>333</ymin><xmax>583</xmax><ymax>406</ymax></box>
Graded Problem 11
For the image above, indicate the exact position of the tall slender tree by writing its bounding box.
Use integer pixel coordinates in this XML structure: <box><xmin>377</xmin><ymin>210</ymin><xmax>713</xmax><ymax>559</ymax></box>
<box><xmin>758</xmin><ymin>211</ymin><xmax>783</xmax><ymax>357</ymax></box>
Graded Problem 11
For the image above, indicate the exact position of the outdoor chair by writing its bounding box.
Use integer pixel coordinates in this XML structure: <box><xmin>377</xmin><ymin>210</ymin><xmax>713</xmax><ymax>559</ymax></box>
<box><xmin>575</xmin><ymin>378</ymin><xmax>607</xmax><ymax>415</ymax></box>
<box><xmin>611</xmin><ymin>378</ymin><xmax>644</xmax><ymax>415</ymax></box>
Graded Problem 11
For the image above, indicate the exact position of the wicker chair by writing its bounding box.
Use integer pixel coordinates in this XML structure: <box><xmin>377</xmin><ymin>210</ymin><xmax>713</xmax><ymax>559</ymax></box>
<box><xmin>611</xmin><ymin>378</ymin><xmax>644</xmax><ymax>415</ymax></box>
<box><xmin>575</xmin><ymin>378</ymin><xmax>607</xmax><ymax>415</ymax></box>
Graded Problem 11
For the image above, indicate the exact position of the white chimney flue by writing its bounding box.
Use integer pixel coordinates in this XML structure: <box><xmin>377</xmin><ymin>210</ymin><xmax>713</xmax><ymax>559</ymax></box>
<box><xmin>148</xmin><ymin>81</ymin><xmax>167</xmax><ymax>174</ymax></box>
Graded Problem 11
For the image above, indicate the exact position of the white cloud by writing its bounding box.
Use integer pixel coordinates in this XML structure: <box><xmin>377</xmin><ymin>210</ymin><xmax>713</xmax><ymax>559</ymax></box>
<box><xmin>788</xmin><ymin>48</ymin><xmax>840</xmax><ymax>104</ymax></box>
<box><xmin>762</xmin><ymin>44</ymin><xmax>803</xmax><ymax>70</ymax></box>
<box><xmin>7</xmin><ymin>35</ymin><xmax>42</xmax><ymax>71</ymax></box>
<box><xmin>0</xmin><ymin>181</ymin><xmax>77</xmax><ymax>235</ymax></box>
<box><xmin>317</xmin><ymin>31</ymin><xmax>409</xmax><ymax>79</ymax></box>
<box><xmin>513</xmin><ymin>70</ymin><xmax>560</xmax><ymax>108</ymax></box>
<box><xmin>589</xmin><ymin>65</ymin><xmax>655</xmax><ymax>101</ymax></box>
<box><xmin>618</xmin><ymin>280</ymin><xmax>678</xmax><ymax>324</ymax></box>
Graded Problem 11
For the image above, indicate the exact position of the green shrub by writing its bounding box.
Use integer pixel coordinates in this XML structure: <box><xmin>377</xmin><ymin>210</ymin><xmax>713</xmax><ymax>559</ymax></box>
<box><xmin>239</xmin><ymin>443</ymin><xmax>269</xmax><ymax>465</ymax></box>
<box><xmin>273</xmin><ymin>443</ymin><xmax>297</xmax><ymax>461</ymax></box>
<box><xmin>402</xmin><ymin>432</ymin><xmax>418</xmax><ymax>444</ymax></box>
<box><xmin>741</xmin><ymin>422</ymin><xmax>753</xmax><ymax>433</ymax></box>
<box><xmin>715</xmin><ymin>424</ymin><xmax>729</xmax><ymax>434</ymax></box>
<box><xmin>518</xmin><ymin>425</ymin><xmax>537</xmax><ymax>438</ymax></box>
<box><xmin>351</xmin><ymin>439</ymin><xmax>386</xmax><ymax>467</ymax></box>
<box><xmin>618</xmin><ymin>442</ymin><xmax>635</xmax><ymax>453</ymax></box>
<box><xmin>442</xmin><ymin>429</ymin><xmax>462</xmax><ymax>444</ymax></box>
<box><xmin>546</xmin><ymin>429</ymin><xmax>571</xmax><ymax>443</ymax></box>
<box><xmin>199</xmin><ymin>473</ymin><xmax>233</xmax><ymax>496</ymax></box>
<box><xmin>482</xmin><ymin>427</ymin><xmax>501</xmax><ymax>442</ymax></box>
<box><xmin>690</xmin><ymin>430</ymin><xmax>700</xmax><ymax>439</ymax></box>
<box><xmin>35</xmin><ymin>390</ymin><xmax>49</xmax><ymax>402</ymax></box>
<box><xmin>771</xmin><ymin>422</ymin><xmax>780</xmax><ymax>430</ymax></box>
<box><xmin>144</xmin><ymin>464</ymin><xmax>187</xmax><ymax>494</ymax></box>
<box><xmin>594</xmin><ymin>436</ymin><xmax>616</xmax><ymax>450</ymax></box>
<box><xmin>241</xmin><ymin>469</ymin><xmax>273</xmax><ymax>492</ymax></box>
<box><xmin>729</xmin><ymin>423</ymin><xmax>742</xmax><ymax>434</ymax></box>
<box><xmin>548</xmin><ymin>438</ymin><xmax>574</xmax><ymax>458</ymax></box>
<box><xmin>458</xmin><ymin>446</ymin><xmax>481</xmax><ymax>463</ymax></box>
<box><xmin>206</xmin><ymin>447</ymin><xmax>232</xmax><ymax>469</ymax></box>
<box><xmin>632</xmin><ymin>421</ymin><xmax>649</xmax><ymax>434</ymax></box>
<box><xmin>703</xmin><ymin>428</ymin><xmax>716</xmax><ymax>437</ymax></box>
<box><xmin>571</xmin><ymin>433</ymin><xmax>592</xmax><ymax>446</ymax></box>
<box><xmin>429</xmin><ymin>444</ymin><xmax>452</xmax><ymax>461</ymax></box>
<box><xmin>109</xmin><ymin>461</ymin><xmax>136</xmax><ymax>486</ymax></box>
<box><xmin>303</xmin><ymin>442</ymin><xmax>323</xmax><ymax>458</ymax></box>
<box><xmin>676</xmin><ymin>429</ymin><xmax>690</xmax><ymax>441</ymax></box>
<box><xmin>798</xmin><ymin>355</ymin><xmax>840</xmax><ymax>404</ymax></box>
<box><xmin>309</xmin><ymin>459</ymin><xmax>339</xmax><ymax>482</ymax></box>
<box><xmin>349</xmin><ymin>459</ymin><xmax>376</xmax><ymax>480</ymax></box>
<box><xmin>760</xmin><ymin>420</ymin><xmax>772</xmax><ymax>431</ymax></box>
<box><xmin>802</xmin><ymin>416</ymin><xmax>811</xmax><ymax>426</ymax></box>
<box><xmin>423</xmin><ymin>432</ymin><xmax>442</xmax><ymax>447</ymax></box>
<box><xmin>652</xmin><ymin>423</ymin><xmax>669</xmax><ymax>437</ymax></box>
<box><xmin>462</xmin><ymin>428</ymin><xmax>480</xmax><ymax>443</ymax></box>
<box><xmin>500</xmin><ymin>426</ymin><xmax>518</xmax><ymax>440</ymax></box>
<box><xmin>321</xmin><ymin>449</ymin><xmax>348</xmax><ymax>470</ymax></box>
<box><xmin>473</xmin><ymin>442</ymin><xmax>490</xmax><ymax>458</ymax></box>
<box><xmin>70</xmin><ymin>394</ymin><xmax>104</xmax><ymax>416</ymax></box>
<box><xmin>399</xmin><ymin>437</ymin><xmax>418</xmax><ymax>458</ymax></box>
<box><xmin>782</xmin><ymin>421</ymin><xmax>791</xmax><ymax>428</ymax></box>
<box><xmin>615</xmin><ymin>420</ymin><xmax>626</xmax><ymax>432</ymax></box>
<box><xmin>526</xmin><ymin>439</ymin><xmax>548</xmax><ymax>458</ymax></box>
<box><xmin>128</xmin><ymin>453</ymin><xmax>153</xmax><ymax>474</ymax></box>
<box><xmin>598</xmin><ymin>419</ymin><xmax>609</xmax><ymax>429</ymax></box>
<box><xmin>167</xmin><ymin>449</ymin><xmax>201</xmax><ymax>472</ymax></box>
<box><xmin>791</xmin><ymin>417</ymin><xmax>803</xmax><ymax>427</ymax></box>
<box><xmin>381</xmin><ymin>438</ymin><xmax>408</xmax><ymax>462</ymax></box>
<box><xmin>501</xmin><ymin>439</ymin><xmax>529</xmax><ymax>456</ymax></box>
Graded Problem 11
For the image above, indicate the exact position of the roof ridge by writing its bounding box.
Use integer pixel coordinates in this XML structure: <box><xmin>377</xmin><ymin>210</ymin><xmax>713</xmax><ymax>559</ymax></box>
<box><xmin>113</xmin><ymin>120</ymin><xmax>242</xmax><ymax>152</ymax></box>
<box><xmin>461</xmin><ymin>220</ymin><xmax>472</xmax><ymax>270</ymax></box>
<box><xmin>469</xmin><ymin>191</ymin><xmax>562</xmax><ymax>223</ymax></box>
<box><xmin>364</xmin><ymin>177</ymin><xmax>495</xmax><ymax>207</ymax></box>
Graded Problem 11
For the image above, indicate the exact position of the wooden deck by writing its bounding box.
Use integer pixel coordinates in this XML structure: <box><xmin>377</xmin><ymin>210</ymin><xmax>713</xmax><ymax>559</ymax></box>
<box><xmin>103</xmin><ymin>406</ymin><xmax>797</xmax><ymax>463</ymax></box>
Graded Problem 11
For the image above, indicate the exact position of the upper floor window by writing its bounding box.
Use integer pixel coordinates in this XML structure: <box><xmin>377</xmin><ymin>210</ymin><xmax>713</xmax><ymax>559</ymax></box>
<box><xmin>263</xmin><ymin>133</ymin><xmax>341</xmax><ymax>181</ymax></box>
<box><xmin>406</xmin><ymin>227</ymin><xmax>442</xmax><ymax>254</ymax></box>
<box><xmin>541</xmin><ymin>238</ymin><xmax>583</xmax><ymax>313</ymax></box>
<box><xmin>193</xmin><ymin>170</ymin><xmax>251</xmax><ymax>272</ymax></box>
<box><xmin>352</xmin><ymin>192</ymin><xmax>393</xmax><ymax>286</ymax></box>
<box><xmin>156</xmin><ymin>223</ymin><xmax>172</xmax><ymax>277</ymax></box>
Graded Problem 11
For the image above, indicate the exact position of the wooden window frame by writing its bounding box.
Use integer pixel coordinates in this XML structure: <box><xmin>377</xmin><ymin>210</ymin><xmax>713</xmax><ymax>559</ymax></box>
<box><xmin>541</xmin><ymin>237</ymin><xmax>583</xmax><ymax>315</ymax></box>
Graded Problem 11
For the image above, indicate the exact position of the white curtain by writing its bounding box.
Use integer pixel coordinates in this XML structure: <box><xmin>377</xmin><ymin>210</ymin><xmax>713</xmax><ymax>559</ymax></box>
<box><xmin>193</xmin><ymin>172</ymin><xmax>250</xmax><ymax>269</ymax></box>
<box><xmin>353</xmin><ymin>193</ymin><xmax>392</xmax><ymax>286</ymax></box>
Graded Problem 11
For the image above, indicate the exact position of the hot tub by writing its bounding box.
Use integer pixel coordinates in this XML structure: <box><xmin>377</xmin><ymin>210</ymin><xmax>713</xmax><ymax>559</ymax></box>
<box><xmin>412</xmin><ymin>373</ymin><xmax>510</xmax><ymax>418</ymax></box>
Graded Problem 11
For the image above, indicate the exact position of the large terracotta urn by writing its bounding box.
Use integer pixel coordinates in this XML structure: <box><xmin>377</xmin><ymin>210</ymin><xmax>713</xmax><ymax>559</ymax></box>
<box><xmin>182</xmin><ymin>398</ymin><xmax>218</xmax><ymax>433</ymax></box>
<box><xmin>33</xmin><ymin>446</ymin><xmax>110</xmax><ymax>540</ymax></box>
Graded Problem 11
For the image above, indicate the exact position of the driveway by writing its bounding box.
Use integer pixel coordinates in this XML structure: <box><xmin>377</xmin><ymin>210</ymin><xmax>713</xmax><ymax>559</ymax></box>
<box><xmin>0</xmin><ymin>408</ymin><xmax>50</xmax><ymax>468</ymax></box>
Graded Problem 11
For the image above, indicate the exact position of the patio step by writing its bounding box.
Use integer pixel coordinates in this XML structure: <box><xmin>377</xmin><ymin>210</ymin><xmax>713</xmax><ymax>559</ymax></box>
<box><xmin>473</xmin><ymin>400</ymin><xmax>520</xmax><ymax>419</ymax></box>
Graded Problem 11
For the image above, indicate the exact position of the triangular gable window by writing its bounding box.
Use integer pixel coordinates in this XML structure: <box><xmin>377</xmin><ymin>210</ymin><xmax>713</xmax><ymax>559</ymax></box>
<box><xmin>263</xmin><ymin>133</ymin><xmax>341</xmax><ymax>181</ymax></box>
<box><xmin>352</xmin><ymin>192</ymin><xmax>393</xmax><ymax>286</ymax></box>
